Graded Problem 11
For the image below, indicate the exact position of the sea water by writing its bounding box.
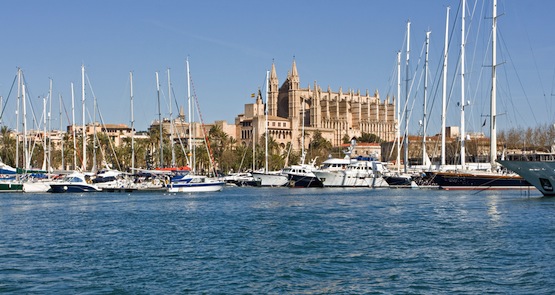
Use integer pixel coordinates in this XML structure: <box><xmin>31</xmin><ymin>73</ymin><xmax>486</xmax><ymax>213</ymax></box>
<box><xmin>1</xmin><ymin>187</ymin><xmax>554</xmax><ymax>294</ymax></box>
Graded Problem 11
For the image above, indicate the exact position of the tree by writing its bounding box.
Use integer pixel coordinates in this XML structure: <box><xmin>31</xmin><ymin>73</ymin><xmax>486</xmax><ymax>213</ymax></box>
<box><xmin>308</xmin><ymin>130</ymin><xmax>332</xmax><ymax>166</ymax></box>
<box><xmin>358</xmin><ymin>132</ymin><xmax>383</xmax><ymax>143</ymax></box>
<box><xmin>209</xmin><ymin>124</ymin><xmax>229</xmax><ymax>165</ymax></box>
<box><xmin>147</xmin><ymin>125</ymin><xmax>168</xmax><ymax>167</ymax></box>
<box><xmin>0</xmin><ymin>126</ymin><xmax>16</xmax><ymax>166</ymax></box>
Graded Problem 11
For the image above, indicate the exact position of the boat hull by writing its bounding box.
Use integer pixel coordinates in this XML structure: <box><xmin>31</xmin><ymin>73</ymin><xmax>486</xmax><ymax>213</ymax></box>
<box><xmin>287</xmin><ymin>174</ymin><xmax>323</xmax><ymax>188</ymax></box>
<box><xmin>429</xmin><ymin>171</ymin><xmax>532</xmax><ymax>190</ymax></box>
<box><xmin>384</xmin><ymin>175</ymin><xmax>413</xmax><ymax>186</ymax></box>
<box><xmin>23</xmin><ymin>182</ymin><xmax>51</xmax><ymax>193</ymax></box>
<box><xmin>49</xmin><ymin>184</ymin><xmax>102</xmax><ymax>193</ymax></box>
<box><xmin>168</xmin><ymin>182</ymin><xmax>225</xmax><ymax>193</ymax></box>
<box><xmin>251</xmin><ymin>172</ymin><xmax>288</xmax><ymax>187</ymax></box>
<box><xmin>0</xmin><ymin>182</ymin><xmax>23</xmax><ymax>192</ymax></box>
<box><xmin>498</xmin><ymin>160</ymin><xmax>555</xmax><ymax>196</ymax></box>
<box><xmin>312</xmin><ymin>171</ymin><xmax>389</xmax><ymax>188</ymax></box>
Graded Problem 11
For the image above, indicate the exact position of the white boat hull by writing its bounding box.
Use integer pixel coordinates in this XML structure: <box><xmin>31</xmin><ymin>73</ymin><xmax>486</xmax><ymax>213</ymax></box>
<box><xmin>313</xmin><ymin>170</ymin><xmax>389</xmax><ymax>188</ymax></box>
<box><xmin>168</xmin><ymin>182</ymin><xmax>224</xmax><ymax>193</ymax></box>
<box><xmin>168</xmin><ymin>174</ymin><xmax>224</xmax><ymax>193</ymax></box>
<box><xmin>251</xmin><ymin>172</ymin><xmax>288</xmax><ymax>187</ymax></box>
<box><xmin>23</xmin><ymin>182</ymin><xmax>51</xmax><ymax>193</ymax></box>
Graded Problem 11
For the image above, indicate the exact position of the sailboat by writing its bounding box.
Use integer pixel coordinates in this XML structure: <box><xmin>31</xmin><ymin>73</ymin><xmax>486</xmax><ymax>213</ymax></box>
<box><xmin>250</xmin><ymin>70</ymin><xmax>288</xmax><ymax>187</ymax></box>
<box><xmin>383</xmin><ymin>24</ymin><xmax>420</xmax><ymax>188</ymax></box>
<box><xmin>428</xmin><ymin>0</ymin><xmax>531</xmax><ymax>190</ymax></box>
<box><xmin>49</xmin><ymin>65</ymin><xmax>101</xmax><ymax>193</ymax></box>
<box><xmin>2</xmin><ymin>68</ymin><xmax>53</xmax><ymax>193</ymax></box>
<box><xmin>22</xmin><ymin>78</ymin><xmax>55</xmax><ymax>193</ymax></box>
<box><xmin>167</xmin><ymin>58</ymin><xmax>224</xmax><ymax>193</ymax></box>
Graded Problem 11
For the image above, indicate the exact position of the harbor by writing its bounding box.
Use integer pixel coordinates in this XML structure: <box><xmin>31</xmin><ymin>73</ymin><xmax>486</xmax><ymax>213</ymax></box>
<box><xmin>2</xmin><ymin>0</ymin><xmax>555</xmax><ymax>293</ymax></box>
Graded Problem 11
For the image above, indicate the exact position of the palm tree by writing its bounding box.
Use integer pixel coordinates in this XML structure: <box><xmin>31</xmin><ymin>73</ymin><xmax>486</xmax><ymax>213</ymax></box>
<box><xmin>358</xmin><ymin>132</ymin><xmax>383</xmax><ymax>143</ymax></box>
<box><xmin>208</xmin><ymin>124</ymin><xmax>228</xmax><ymax>165</ymax></box>
<box><xmin>0</xmin><ymin>126</ymin><xmax>16</xmax><ymax>166</ymax></box>
<box><xmin>257</xmin><ymin>133</ymin><xmax>283</xmax><ymax>171</ymax></box>
<box><xmin>308</xmin><ymin>130</ymin><xmax>332</xmax><ymax>166</ymax></box>
<box><xmin>147</xmin><ymin>125</ymin><xmax>168</xmax><ymax>168</ymax></box>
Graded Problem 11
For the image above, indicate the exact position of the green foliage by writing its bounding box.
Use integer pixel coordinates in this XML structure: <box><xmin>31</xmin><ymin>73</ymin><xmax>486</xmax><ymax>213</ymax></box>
<box><xmin>358</xmin><ymin>132</ymin><xmax>383</xmax><ymax>143</ymax></box>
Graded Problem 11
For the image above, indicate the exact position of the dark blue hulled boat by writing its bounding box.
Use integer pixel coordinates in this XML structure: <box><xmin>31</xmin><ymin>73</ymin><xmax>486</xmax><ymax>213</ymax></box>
<box><xmin>49</xmin><ymin>172</ymin><xmax>101</xmax><ymax>193</ymax></box>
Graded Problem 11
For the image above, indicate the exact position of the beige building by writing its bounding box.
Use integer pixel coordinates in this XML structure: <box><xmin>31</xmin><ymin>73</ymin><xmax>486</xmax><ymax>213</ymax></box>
<box><xmin>235</xmin><ymin>60</ymin><xmax>397</xmax><ymax>152</ymax></box>
<box><xmin>69</xmin><ymin>122</ymin><xmax>133</xmax><ymax>147</ymax></box>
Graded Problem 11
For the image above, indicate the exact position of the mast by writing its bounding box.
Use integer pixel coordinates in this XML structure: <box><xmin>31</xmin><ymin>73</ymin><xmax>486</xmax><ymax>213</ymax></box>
<box><xmin>71</xmin><ymin>82</ymin><xmax>77</xmax><ymax>170</ymax></box>
<box><xmin>16</xmin><ymin>68</ymin><xmax>21</xmax><ymax>169</ymax></box>
<box><xmin>92</xmin><ymin>74</ymin><xmax>97</xmax><ymax>173</ymax></box>
<box><xmin>441</xmin><ymin>6</ymin><xmax>450</xmax><ymax>167</ymax></box>
<box><xmin>22</xmin><ymin>83</ymin><xmax>28</xmax><ymax>170</ymax></box>
<box><xmin>252</xmin><ymin>126</ymin><xmax>256</xmax><ymax>171</ymax></box>
<box><xmin>48</xmin><ymin>78</ymin><xmax>52</xmax><ymax>172</ymax></box>
<box><xmin>59</xmin><ymin>93</ymin><xmax>64</xmax><ymax>170</ymax></box>
<box><xmin>130</xmin><ymin>71</ymin><xmax>135</xmax><ymax>172</ymax></box>
<box><xmin>81</xmin><ymin>64</ymin><xmax>86</xmax><ymax>171</ymax></box>
<box><xmin>460</xmin><ymin>0</ymin><xmax>467</xmax><ymax>169</ymax></box>
<box><xmin>490</xmin><ymin>0</ymin><xmax>498</xmax><ymax>167</ymax></box>
<box><xmin>156</xmin><ymin>71</ymin><xmax>163</xmax><ymax>168</ymax></box>
<box><xmin>396</xmin><ymin>51</ymin><xmax>401</xmax><ymax>172</ymax></box>
<box><xmin>403</xmin><ymin>20</ymin><xmax>410</xmax><ymax>173</ymax></box>
<box><xmin>265</xmin><ymin>70</ymin><xmax>269</xmax><ymax>173</ymax></box>
<box><xmin>186</xmin><ymin>58</ymin><xmax>194</xmax><ymax>172</ymax></box>
<box><xmin>42</xmin><ymin>95</ymin><xmax>47</xmax><ymax>171</ymax></box>
<box><xmin>423</xmin><ymin>31</ymin><xmax>431</xmax><ymax>167</ymax></box>
<box><xmin>168</xmin><ymin>68</ymin><xmax>175</xmax><ymax>167</ymax></box>
<box><xmin>301</xmin><ymin>95</ymin><xmax>305</xmax><ymax>163</ymax></box>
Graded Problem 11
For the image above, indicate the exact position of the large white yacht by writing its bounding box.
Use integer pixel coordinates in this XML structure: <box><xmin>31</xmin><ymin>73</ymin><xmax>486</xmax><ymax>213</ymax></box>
<box><xmin>312</xmin><ymin>139</ymin><xmax>389</xmax><ymax>188</ymax></box>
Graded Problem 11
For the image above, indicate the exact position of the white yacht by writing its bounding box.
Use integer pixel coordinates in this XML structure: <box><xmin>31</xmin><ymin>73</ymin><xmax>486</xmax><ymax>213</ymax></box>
<box><xmin>167</xmin><ymin>173</ymin><xmax>225</xmax><ymax>193</ymax></box>
<box><xmin>312</xmin><ymin>139</ymin><xmax>389</xmax><ymax>188</ymax></box>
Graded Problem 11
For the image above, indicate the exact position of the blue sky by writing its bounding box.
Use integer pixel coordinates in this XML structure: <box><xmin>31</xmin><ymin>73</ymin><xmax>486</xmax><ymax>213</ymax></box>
<box><xmin>1</xmin><ymin>0</ymin><xmax>554</xmax><ymax>137</ymax></box>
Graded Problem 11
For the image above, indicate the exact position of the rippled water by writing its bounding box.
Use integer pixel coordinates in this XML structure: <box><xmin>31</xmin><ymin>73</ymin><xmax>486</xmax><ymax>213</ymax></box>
<box><xmin>1</xmin><ymin>188</ymin><xmax>554</xmax><ymax>294</ymax></box>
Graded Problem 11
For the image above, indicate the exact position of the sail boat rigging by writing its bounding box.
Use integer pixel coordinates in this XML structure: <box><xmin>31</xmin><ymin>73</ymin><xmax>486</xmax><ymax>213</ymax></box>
<box><xmin>428</xmin><ymin>0</ymin><xmax>530</xmax><ymax>190</ymax></box>
<box><xmin>167</xmin><ymin>58</ymin><xmax>224</xmax><ymax>193</ymax></box>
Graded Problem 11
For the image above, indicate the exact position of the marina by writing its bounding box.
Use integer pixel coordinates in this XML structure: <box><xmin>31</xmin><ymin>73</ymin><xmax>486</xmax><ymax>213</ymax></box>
<box><xmin>2</xmin><ymin>0</ymin><xmax>555</xmax><ymax>292</ymax></box>
<box><xmin>1</xmin><ymin>187</ymin><xmax>552</xmax><ymax>293</ymax></box>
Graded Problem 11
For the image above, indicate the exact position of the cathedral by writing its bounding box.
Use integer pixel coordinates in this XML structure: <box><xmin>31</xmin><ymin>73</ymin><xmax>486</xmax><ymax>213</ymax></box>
<box><xmin>234</xmin><ymin>60</ymin><xmax>397</xmax><ymax>153</ymax></box>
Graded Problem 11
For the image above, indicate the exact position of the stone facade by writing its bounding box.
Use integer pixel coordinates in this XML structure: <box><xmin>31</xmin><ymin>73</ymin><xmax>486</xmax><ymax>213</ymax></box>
<box><xmin>235</xmin><ymin>60</ymin><xmax>397</xmax><ymax>152</ymax></box>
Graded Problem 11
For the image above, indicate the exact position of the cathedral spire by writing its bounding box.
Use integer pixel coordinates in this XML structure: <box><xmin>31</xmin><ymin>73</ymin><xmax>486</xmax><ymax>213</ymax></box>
<box><xmin>270</xmin><ymin>62</ymin><xmax>278</xmax><ymax>81</ymax></box>
<box><xmin>290</xmin><ymin>58</ymin><xmax>300</xmax><ymax>90</ymax></box>
<box><xmin>270</xmin><ymin>61</ymin><xmax>278</xmax><ymax>92</ymax></box>
<box><xmin>291</xmin><ymin>59</ymin><xmax>299</xmax><ymax>78</ymax></box>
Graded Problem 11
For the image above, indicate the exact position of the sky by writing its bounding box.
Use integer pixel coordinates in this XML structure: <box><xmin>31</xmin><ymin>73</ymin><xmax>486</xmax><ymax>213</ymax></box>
<box><xmin>1</xmin><ymin>0</ymin><xmax>555</xmax><ymax>137</ymax></box>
